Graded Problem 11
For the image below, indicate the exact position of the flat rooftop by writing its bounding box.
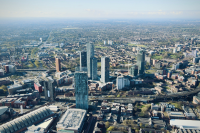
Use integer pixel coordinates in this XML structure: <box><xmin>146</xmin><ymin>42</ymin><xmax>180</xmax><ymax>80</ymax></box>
<box><xmin>170</xmin><ymin>119</ymin><xmax>200</xmax><ymax>129</ymax></box>
<box><xmin>56</xmin><ymin>108</ymin><xmax>86</xmax><ymax>131</ymax></box>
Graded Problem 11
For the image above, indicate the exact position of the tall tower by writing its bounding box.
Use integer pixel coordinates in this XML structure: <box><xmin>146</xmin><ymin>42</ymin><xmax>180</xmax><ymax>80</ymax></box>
<box><xmin>75</xmin><ymin>70</ymin><xmax>88</xmax><ymax>110</ymax></box>
<box><xmin>80</xmin><ymin>51</ymin><xmax>87</xmax><ymax>69</ymax></box>
<box><xmin>137</xmin><ymin>50</ymin><xmax>145</xmax><ymax>75</ymax></box>
<box><xmin>91</xmin><ymin>57</ymin><xmax>97</xmax><ymax>80</ymax></box>
<box><xmin>87</xmin><ymin>43</ymin><xmax>94</xmax><ymax>78</ymax></box>
<box><xmin>130</xmin><ymin>65</ymin><xmax>138</xmax><ymax>76</ymax></box>
<box><xmin>44</xmin><ymin>77</ymin><xmax>55</xmax><ymax>101</ymax></box>
<box><xmin>55</xmin><ymin>57</ymin><xmax>61</xmax><ymax>72</ymax></box>
<box><xmin>101</xmin><ymin>56</ymin><xmax>110</xmax><ymax>83</ymax></box>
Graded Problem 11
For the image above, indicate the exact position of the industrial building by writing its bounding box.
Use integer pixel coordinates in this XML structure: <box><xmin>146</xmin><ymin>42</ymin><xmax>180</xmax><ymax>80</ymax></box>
<box><xmin>75</xmin><ymin>71</ymin><xmax>88</xmax><ymax>110</ymax></box>
<box><xmin>7</xmin><ymin>84</ymin><xmax>23</xmax><ymax>95</ymax></box>
<box><xmin>56</xmin><ymin>108</ymin><xmax>87</xmax><ymax>133</ymax></box>
<box><xmin>170</xmin><ymin>119</ymin><xmax>200</xmax><ymax>129</ymax></box>
<box><xmin>101</xmin><ymin>56</ymin><xmax>110</xmax><ymax>83</ymax></box>
<box><xmin>0</xmin><ymin>106</ymin><xmax>54</xmax><ymax>133</ymax></box>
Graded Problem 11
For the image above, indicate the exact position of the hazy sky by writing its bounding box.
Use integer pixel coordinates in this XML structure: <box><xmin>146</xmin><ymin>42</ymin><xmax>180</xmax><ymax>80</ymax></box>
<box><xmin>0</xmin><ymin>0</ymin><xmax>200</xmax><ymax>19</ymax></box>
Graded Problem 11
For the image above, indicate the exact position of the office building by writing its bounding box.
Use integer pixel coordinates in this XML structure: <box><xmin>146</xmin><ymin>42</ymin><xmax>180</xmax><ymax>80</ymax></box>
<box><xmin>130</xmin><ymin>65</ymin><xmax>138</xmax><ymax>76</ymax></box>
<box><xmin>75</xmin><ymin>71</ymin><xmax>88</xmax><ymax>110</ymax></box>
<box><xmin>116</xmin><ymin>76</ymin><xmax>130</xmax><ymax>90</ymax></box>
<box><xmin>101</xmin><ymin>56</ymin><xmax>110</xmax><ymax>83</ymax></box>
<box><xmin>55</xmin><ymin>57</ymin><xmax>61</xmax><ymax>72</ymax></box>
<box><xmin>91</xmin><ymin>57</ymin><xmax>97</xmax><ymax>80</ymax></box>
<box><xmin>87</xmin><ymin>43</ymin><xmax>94</xmax><ymax>78</ymax></box>
<box><xmin>137</xmin><ymin>50</ymin><xmax>145</xmax><ymax>75</ymax></box>
<box><xmin>44</xmin><ymin>77</ymin><xmax>55</xmax><ymax>101</ymax></box>
<box><xmin>80</xmin><ymin>51</ymin><xmax>87</xmax><ymax>69</ymax></box>
<box><xmin>56</xmin><ymin>108</ymin><xmax>87</xmax><ymax>133</ymax></box>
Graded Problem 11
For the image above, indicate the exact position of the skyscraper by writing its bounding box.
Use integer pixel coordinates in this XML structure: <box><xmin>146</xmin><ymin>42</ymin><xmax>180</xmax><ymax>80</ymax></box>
<box><xmin>101</xmin><ymin>56</ymin><xmax>110</xmax><ymax>83</ymax></box>
<box><xmin>55</xmin><ymin>57</ymin><xmax>61</xmax><ymax>72</ymax></box>
<box><xmin>44</xmin><ymin>77</ymin><xmax>55</xmax><ymax>101</ymax></box>
<box><xmin>91</xmin><ymin>57</ymin><xmax>97</xmax><ymax>80</ymax></box>
<box><xmin>75</xmin><ymin>71</ymin><xmax>88</xmax><ymax>110</ymax></box>
<box><xmin>137</xmin><ymin>50</ymin><xmax>145</xmax><ymax>75</ymax></box>
<box><xmin>130</xmin><ymin>65</ymin><xmax>138</xmax><ymax>76</ymax></box>
<box><xmin>87</xmin><ymin>43</ymin><xmax>94</xmax><ymax>78</ymax></box>
<box><xmin>80</xmin><ymin>51</ymin><xmax>87</xmax><ymax>69</ymax></box>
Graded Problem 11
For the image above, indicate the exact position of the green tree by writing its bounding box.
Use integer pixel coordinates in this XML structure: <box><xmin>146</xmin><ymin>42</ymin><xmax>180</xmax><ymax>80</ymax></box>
<box><xmin>105</xmin><ymin>121</ymin><xmax>110</xmax><ymax>128</ymax></box>
<box><xmin>107</xmin><ymin>126</ymin><xmax>115</xmax><ymax>131</ymax></box>
<box><xmin>34</xmin><ymin>60</ymin><xmax>40</xmax><ymax>68</ymax></box>
<box><xmin>0</xmin><ymin>85</ymin><xmax>7</xmax><ymax>93</ymax></box>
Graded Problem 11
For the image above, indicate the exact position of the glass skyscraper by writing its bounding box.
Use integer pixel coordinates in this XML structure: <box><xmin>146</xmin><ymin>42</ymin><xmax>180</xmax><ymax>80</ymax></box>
<box><xmin>101</xmin><ymin>56</ymin><xmax>110</xmax><ymax>83</ymax></box>
<box><xmin>86</xmin><ymin>43</ymin><xmax>94</xmax><ymax>78</ymax></box>
<box><xmin>137</xmin><ymin>50</ymin><xmax>145</xmax><ymax>75</ymax></box>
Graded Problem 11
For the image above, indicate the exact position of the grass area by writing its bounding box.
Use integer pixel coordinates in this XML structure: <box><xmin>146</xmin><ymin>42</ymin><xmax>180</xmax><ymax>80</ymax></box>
<box><xmin>95</xmin><ymin>46</ymin><xmax>108</xmax><ymax>49</ymax></box>
<box><xmin>151</xmin><ymin>55</ymin><xmax>163</xmax><ymax>60</ymax></box>
<box><xmin>127</xmin><ymin>44</ymin><xmax>147</xmax><ymax>47</ymax></box>
<box><xmin>63</xmin><ymin>27</ymin><xmax>81</xmax><ymax>30</ymax></box>
<box><xmin>146</xmin><ymin>69</ymin><xmax>156</xmax><ymax>74</ymax></box>
<box><xmin>97</xmin><ymin>62</ymin><xmax>101</xmax><ymax>67</ymax></box>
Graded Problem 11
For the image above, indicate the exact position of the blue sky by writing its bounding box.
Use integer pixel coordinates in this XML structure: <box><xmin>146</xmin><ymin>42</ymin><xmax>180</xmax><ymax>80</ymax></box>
<box><xmin>0</xmin><ymin>0</ymin><xmax>200</xmax><ymax>19</ymax></box>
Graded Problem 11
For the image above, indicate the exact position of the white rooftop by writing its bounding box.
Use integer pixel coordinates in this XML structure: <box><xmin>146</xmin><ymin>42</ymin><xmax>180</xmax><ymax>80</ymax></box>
<box><xmin>56</xmin><ymin>108</ymin><xmax>86</xmax><ymax>130</ymax></box>
<box><xmin>170</xmin><ymin>119</ymin><xmax>200</xmax><ymax>129</ymax></box>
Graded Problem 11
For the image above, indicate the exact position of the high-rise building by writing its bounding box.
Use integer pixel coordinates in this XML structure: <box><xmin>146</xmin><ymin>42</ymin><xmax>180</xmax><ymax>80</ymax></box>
<box><xmin>75</xmin><ymin>71</ymin><xmax>88</xmax><ymax>110</ymax></box>
<box><xmin>91</xmin><ymin>57</ymin><xmax>97</xmax><ymax>80</ymax></box>
<box><xmin>137</xmin><ymin>50</ymin><xmax>145</xmax><ymax>75</ymax></box>
<box><xmin>87</xmin><ymin>43</ymin><xmax>94</xmax><ymax>78</ymax></box>
<box><xmin>101</xmin><ymin>56</ymin><xmax>110</xmax><ymax>83</ymax></box>
<box><xmin>130</xmin><ymin>65</ymin><xmax>138</xmax><ymax>76</ymax></box>
<box><xmin>80</xmin><ymin>51</ymin><xmax>87</xmax><ymax>69</ymax></box>
<box><xmin>44</xmin><ymin>77</ymin><xmax>55</xmax><ymax>101</ymax></box>
<box><xmin>55</xmin><ymin>57</ymin><xmax>61</xmax><ymax>72</ymax></box>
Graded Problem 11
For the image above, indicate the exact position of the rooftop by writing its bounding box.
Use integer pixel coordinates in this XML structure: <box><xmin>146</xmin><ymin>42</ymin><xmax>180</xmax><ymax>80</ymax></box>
<box><xmin>170</xmin><ymin>119</ymin><xmax>200</xmax><ymax>129</ymax></box>
<box><xmin>56</xmin><ymin>108</ymin><xmax>86</xmax><ymax>130</ymax></box>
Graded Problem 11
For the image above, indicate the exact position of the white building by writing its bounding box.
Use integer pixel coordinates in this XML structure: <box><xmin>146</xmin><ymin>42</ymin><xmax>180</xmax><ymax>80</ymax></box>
<box><xmin>170</xmin><ymin>119</ymin><xmax>200</xmax><ymax>129</ymax></box>
<box><xmin>104</xmin><ymin>40</ymin><xmax>106</xmax><ymax>45</ymax></box>
<box><xmin>108</xmin><ymin>40</ymin><xmax>113</xmax><ymax>45</ymax></box>
<box><xmin>173</xmin><ymin>48</ymin><xmax>177</xmax><ymax>53</ymax></box>
<box><xmin>116</xmin><ymin>76</ymin><xmax>130</xmax><ymax>90</ymax></box>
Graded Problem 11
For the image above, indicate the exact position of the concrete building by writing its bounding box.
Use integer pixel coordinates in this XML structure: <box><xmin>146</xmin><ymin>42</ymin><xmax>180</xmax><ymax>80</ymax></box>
<box><xmin>130</xmin><ymin>65</ymin><xmax>138</xmax><ymax>76</ymax></box>
<box><xmin>170</xmin><ymin>119</ymin><xmax>200</xmax><ymax>129</ymax></box>
<box><xmin>75</xmin><ymin>71</ymin><xmax>88</xmax><ymax>110</ymax></box>
<box><xmin>0</xmin><ymin>69</ymin><xmax>4</xmax><ymax>76</ymax></box>
<box><xmin>4</xmin><ymin>65</ymin><xmax>15</xmax><ymax>73</ymax></box>
<box><xmin>0</xmin><ymin>106</ymin><xmax>54</xmax><ymax>133</ymax></box>
<box><xmin>91</xmin><ymin>57</ymin><xmax>97</xmax><ymax>80</ymax></box>
<box><xmin>44</xmin><ymin>77</ymin><xmax>55</xmax><ymax>101</ymax></box>
<box><xmin>80</xmin><ymin>51</ymin><xmax>87</xmax><ymax>69</ymax></box>
<box><xmin>101</xmin><ymin>56</ymin><xmax>110</xmax><ymax>83</ymax></box>
<box><xmin>7</xmin><ymin>84</ymin><xmax>23</xmax><ymax>95</ymax></box>
<box><xmin>116</xmin><ymin>76</ymin><xmax>130</xmax><ymax>90</ymax></box>
<box><xmin>55</xmin><ymin>57</ymin><xmax>61</xmax><ymax>72</ymax></box>
<box><xmin>56</xmin><ymin>108</ymin><xmax>87</xmax><ymax>133</ymax></box>
<box><xmin>87</xmin><ymin>43</ymin><xmax>94</xmax><ymax>78</ymax></box>
<box><xmin>104</xmin><ymin>40</ymin><xmax>106</xmax><ymax>45</ymax></box>
<box><xmin>173</xmin><ymin>48</ymin><xmax>177</xmax><ymax>53</ymax></box>
<box><xmin>137</xmin><ymin>50</ymin><xmax>145</xmax><ymax>75</ymax></box>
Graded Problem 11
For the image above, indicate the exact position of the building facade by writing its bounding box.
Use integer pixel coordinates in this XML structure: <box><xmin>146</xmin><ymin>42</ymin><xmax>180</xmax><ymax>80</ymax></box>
<box><xmin>101</xmin><ymin>56</ymin><xmax>110</xmax><ymax>83</ymax></box>
<box><xmin>86</xmin><ymin>43</ymin><xmax>94</xmax><ymax>78</ymax></box>
<box><xmin>44</xmin><ymin>77</ymin><xmax>55</xmax><ymax>101</ymax></box>
<box><xmin>55</xmin><ymin>57</ymin><xmax>61</xmax><ymax>72</ymax></box>
<box><xmin>130</xmin><ymin>65</ymin><xmax>138</xmax><ymax>76</ymax></box>
<box><xmin>80</xmin><ymin>51</ymin><xmax>87</xmax><ymax>69</ymax></box>
<box><xmin>91</xmin><ymin>57</ymin><xmax>97</xmax><ymax>80</ymax></box>
<box><xmin>75</xmin><ymin>71</ymin><xmax>88</xmax><ymax>110</ymax></box>
<box><xmin>137</xmin><ymin>50</ymin><xmax>145</xmax><ymax>75</ymax></box>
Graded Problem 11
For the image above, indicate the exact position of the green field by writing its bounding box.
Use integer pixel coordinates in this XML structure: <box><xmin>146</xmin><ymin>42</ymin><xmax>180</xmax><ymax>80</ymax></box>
<box><xmin>127</xmin><ymin>44</ymin><xmax>147</xmax><ymax>47</ymax></box>
<box><xmin>151</xmin><ymin>55</ymin><xmax>163</xmax><ymax>60</ymax></box>
<box><xmin>95</xmin><ymin>46</ymin><xmax>108</xmax><ymax>49</ymax></box>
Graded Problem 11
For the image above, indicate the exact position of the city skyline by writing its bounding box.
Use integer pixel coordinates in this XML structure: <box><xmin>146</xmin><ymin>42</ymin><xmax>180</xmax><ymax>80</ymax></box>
<box><xmin>0</xmin><ymin>0</ymin><xmax>200</xmax><ymax>19</ymax></box>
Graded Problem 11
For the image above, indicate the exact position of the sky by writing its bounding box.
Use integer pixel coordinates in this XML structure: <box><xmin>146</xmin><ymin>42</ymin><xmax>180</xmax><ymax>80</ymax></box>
<box><xmin>0</xmin><ymin>0</ymin><xmax>200</xmax><ymax>19</ymax></box>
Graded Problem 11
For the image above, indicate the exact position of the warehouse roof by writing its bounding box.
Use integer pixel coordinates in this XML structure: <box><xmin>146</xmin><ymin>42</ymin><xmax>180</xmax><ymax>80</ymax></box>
<box><xmin>0</xmin><ymin>106</ymin><xmax>8</xmax><ymax>116</ymax></box>
<box><xmin>170</xmin><ymin>119</ymin><xmax>200</xmax><ymax>129</ymax></box>
<box><xmin>0</xmin><ymin>106</ymin><xmax>54</xmax><ymax>133</ymax></box>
